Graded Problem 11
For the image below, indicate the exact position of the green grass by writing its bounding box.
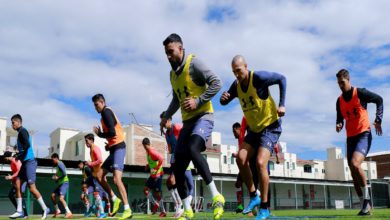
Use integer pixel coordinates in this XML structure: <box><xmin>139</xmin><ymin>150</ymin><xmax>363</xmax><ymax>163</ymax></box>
<box><xmin>1</xmin><ymin>209</ymin><xmax>390</xmax><ymax>220</ymax></box>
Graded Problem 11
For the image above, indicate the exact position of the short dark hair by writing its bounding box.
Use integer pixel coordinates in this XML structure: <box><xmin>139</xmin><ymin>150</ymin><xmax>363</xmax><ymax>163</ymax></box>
<box><xmin>84</xmin><ymin>133</ymin><xmax>95</xmax><ymax>142</ymax></box>
<box><xmin>232</xmin><ymin>122</ymin><xmax>241</xmax><ymax>129</ymax></box>
<box><xmin>142</xmin><ymin>137</ymin><xmax>150</xmax><ymax>146</ymax></box>
<box><xmin>336</xmin><ymin>69</ymin><xmax>349</xmax><ymax>79</ymax></box>
<box><xmin>163</xmin><ymin>33</ymin><xmax>183</xmax><ymax>46</ymax></box>
<box><xmin>11</xmin><ymin>114</ymin><xmax>22</xmax><ymax>122</ymax></box>
<box><xmin>160</xmin><ymin>111</ymin><xmax>172</xmax><ymax>120</ymax></box>
<box><xmin>51</xmin><ymin>153</ymin><xmax>59</xmax><ymax>159</ymax></box>
<box><xmin>3</xmin><ymin>151</ymin><xmax>13</xmax><ymax>158</ymax></box>
<box><xmin>92</xmin><ymin>93</ymin><xmax>105</xmax><ymax>102</ymax></box>
<box><xmin>78</xmin><ymin>160</ymin><xmax>86</xmax><ymax>165</ymax></box>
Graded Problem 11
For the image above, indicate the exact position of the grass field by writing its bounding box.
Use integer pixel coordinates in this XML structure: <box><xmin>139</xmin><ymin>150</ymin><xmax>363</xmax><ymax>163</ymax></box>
<box><xmin>2</xmin><ymin>209</ymin><xmax>390</xmax><ymax>220</ymax></box>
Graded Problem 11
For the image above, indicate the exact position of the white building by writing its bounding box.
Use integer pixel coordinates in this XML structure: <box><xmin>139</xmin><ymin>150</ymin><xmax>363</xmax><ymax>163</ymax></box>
<box><xmin>0</xmin><ymin>117</ymin><xmax>36</xmax><ymax>155</ymax></box>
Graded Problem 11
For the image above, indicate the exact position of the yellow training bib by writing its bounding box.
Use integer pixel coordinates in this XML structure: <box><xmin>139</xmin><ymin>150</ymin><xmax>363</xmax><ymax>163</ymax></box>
<box><xmin>237</xmin><ymin>71</ymin><xmax>279</xmax><ymax>133</ymax></box>
<box><xmin>170</xmin><ymin>54</ymin><xmax>213</xmax><ymax>121</ymax></box>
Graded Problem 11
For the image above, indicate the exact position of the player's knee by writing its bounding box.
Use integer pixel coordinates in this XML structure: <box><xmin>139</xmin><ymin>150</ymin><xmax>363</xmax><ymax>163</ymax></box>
<box><xmin>51</xmin><ymin>193</ymin><xmax>56</xmax><ymax>199</ymax></box>
<box><xmin>349</xmin><ymin>159</ymin><xmax>361</xmax><ymax>171</ymax></box>
<box><xmin>256</xmin><ymin>158</ymin><xmax>268</xmax><ymax>170</ymax></box>
<box><xmin>113</xmin><ymin>176</ymin><xmax>121</xmax><ymax>186</ymax></box>
<box><xmin>59</xmin><ymin>196</ymin><xmax>65</xmax><ymax>202</ymax></box>
<box><xmin>154</xmin><ymin>192</ymin><xmax>161</xmax><ymax>201</ymax></box>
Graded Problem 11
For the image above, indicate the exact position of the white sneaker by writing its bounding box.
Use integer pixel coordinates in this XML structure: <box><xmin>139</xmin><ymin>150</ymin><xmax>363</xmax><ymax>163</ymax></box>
<box><xmin>41</xmin><ymin>208</ymin><xmax>50</xmax><ymax>220</ymax></box>
<box><xmin>174</xmin><ymin>207</ymin><xmax>184</xmax><ymax>218</ymax></box>
<box><xmin>9</xmin><ymin>211</ymin><xmax>24</xmax><ymax>219</ymax></box>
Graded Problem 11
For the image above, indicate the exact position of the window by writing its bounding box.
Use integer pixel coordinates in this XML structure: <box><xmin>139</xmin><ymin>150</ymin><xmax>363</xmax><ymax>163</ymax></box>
<box><xmin>269</xmin><ymin>161</ymin><xmax>275</xmax><ymax>171</ymax></box>
<box><xmin>75</xmin><ymin>141</ymin><xmax>79</xmax><ymax>156</ymax></box>
<box><xmin>315</xmin><ymin>168</ymin><xmax>318</xmax><ymax>173</ymax></box>
<box><xmin>322</xmin><ymin>169</ymin><xmax>325</xmax><ymax>174</ymax></box>
<box><xmin>292</xmin><ymin>162</ymin><xmax>295</xmax><ymax>170</ymax></box>
<box><xmin>286</xmin><ymin>162</ymin><xmax>290</xmax><ymax>169</ymax></box>
<box><xmin>223</xmin><ymin>155</ymin><xmax>227</xmax><ymax>164</ymax></box>
<box><xmin>75</xmin><ymin>139</ymin><xmax>83</xmax><ymax>157</ymax></box>
<box><xmin>231</xmin><ymin>156</ymin><xmax>234</xmax><ymax>165</ymax></box>
<box><xmin>364</xmin><ymin>170</ymin><xmax>369</xmax><ymax>178</ymax></box>
<box><xmin>345</xmin><ymin>167</ymin><xmax>349</xmax><ymax>172</ymax></box>
<box><xmin>57</xmin><ymin>144</ymin><xmax>60</xmax><ymax>149</ymax></box>
<box><xmin>304</xmin><ymin>165</ymin><xmax>312</xmax><ymax>173</ymax></box>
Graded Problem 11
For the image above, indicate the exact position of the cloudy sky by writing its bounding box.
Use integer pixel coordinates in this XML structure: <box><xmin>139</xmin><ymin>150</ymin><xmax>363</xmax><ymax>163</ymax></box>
<box><xmin>1</xmin><ymin>0</ymin><xmax>389</xmax><ymax>159</ymax></box>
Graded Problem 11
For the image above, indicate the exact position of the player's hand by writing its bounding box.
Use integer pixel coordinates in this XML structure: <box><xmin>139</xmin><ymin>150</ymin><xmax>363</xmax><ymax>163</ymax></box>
<box><xmin>182</xmin><ymin>97</ymin><xmax>197</xmax><ymax>112</ymax></box>
<box><xmin>86</xmin><ymin>161</ymin><xmax>92</xmax><ymax>167</ymax></box>
<box><xmin>336</xmin><ymin>123</ymin><xmax>343</xmax><ymax>132</ymax></box>
<box><xmin>93</xmin><ymin>126</ymin><xmax>101</xmax><ymax>135</ymax></box>
<box><xmin>5</xmin><ymin>175</ymin><xmax>12</xmax><ymax>180</ymax></box>
<box><xmin>160</xmin><ymin>118</ymin><xmax>168</xmax><ymax>136</ymax></box>
<box><xmin>52</xmin><ymin>175</ymin><xmax>58</xmax><ymax>180</ymax></box>
<box><xmin>277</xmin><ymin>106</ymin><xmax>286</xmax><ymax>117</ymax></box>
<box><xmin>220</xmin><ymin>91</ymin><xmax>230</xmax><ymax>103</ymax></box>
<box><xmin>374</xmin><ymin>122</ymin><xmax>382</xmax><ymax>136</ymax></box>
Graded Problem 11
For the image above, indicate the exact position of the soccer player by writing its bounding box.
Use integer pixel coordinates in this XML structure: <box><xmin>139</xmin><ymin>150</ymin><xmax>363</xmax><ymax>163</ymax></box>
<box><xmin>79</xmin><ymin>161</ymin><xmax>95</xmax><ymax>216</ymax></box>
<box><xmin>9</xmin><ymin>114</ymin><xmax>50</xmax><ymax>219</ymax></box>
<box><xmin>160</xmin><ymin>112</ymin><xmax>194</xmax><ymax>218</ymax></box>
<box><xmin>160</xmin><ymin>33</ymin><xmax>225</xmax><ymax>220</ymax></box>
<box><xmin>85</xmin><ymin>133</ymin><xmax>108</xmax><ymax>218</ymax></box>
<box><xmin>142</xmin><ymin>138</ymin><xmax>167</xmax><ymax>217</ymax></box>
<box><xmin>92</xmin><ymin>94</ymin><xmax>132</xmax><ymax>219</ymax></box>
<box><xmin>220</xmin><ymin>55</ymin><xmax>286</xmax><ymax>219</ymax></box>
<box><xmin>231</xmin><ymin>119</ymin><xmax>258</xmax><ymax>216</ymax></box>
<box><xmin>335</xmin><ymin>69</ymin><xmax>383</xmax><ymax>215</ymax></box>
<box><xmin>51</xmin><ymin>153</ymin><xmax>73</xmax><ymax>218</ymax></box>
<box><xmin>3</xmin><ymin>151</ymin><xmax>28</xmax><ymax>218</ymax></box>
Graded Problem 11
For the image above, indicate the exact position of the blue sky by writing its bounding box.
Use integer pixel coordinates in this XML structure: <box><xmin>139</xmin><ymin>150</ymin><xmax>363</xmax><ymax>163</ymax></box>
<box><xmin>0</xmin><ymin>0</ymin><xmax>389</xmax><ymax>159</ymax></box>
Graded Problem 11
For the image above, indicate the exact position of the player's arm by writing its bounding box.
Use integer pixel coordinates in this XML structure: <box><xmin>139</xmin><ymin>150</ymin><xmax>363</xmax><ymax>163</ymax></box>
<box><xmin>358</xmin><ymin>88</ymin><xmax>383</xmax><ymax>135</ymax></box>
<box><xmin>161</xmin><ymin>93</ymin><xmax>180</xmax><ymax>133</ymax></box>
<box><xmin>220</xmin><ymin>81</ymin><xmax>238</xmax><ymax>105</ymax></box>
<box><xmin>191</xmin><ymin>57</ymin><xmax>222</xmax><ymax>108</ymax></box>
<box><xmin>16</xmin><ymin>129</ymin><xmax>30</xmax><ymax>160</ymax></box>
<box><xmin>254</xmin><ymin>71</ymin><xmax>287</xmax><ymax>116</ymax></box>
<box><xmin>97</xmin><ymin>108</ymin><xmax>117</xmax><ymax>138</ymax></box>
<box><xmin>336</xmin><ymin>99</ymin><xmax>344</xmax><ymax>132</ymax></box>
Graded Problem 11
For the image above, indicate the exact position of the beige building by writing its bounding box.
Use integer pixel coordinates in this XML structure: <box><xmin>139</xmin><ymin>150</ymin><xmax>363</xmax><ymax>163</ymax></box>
<box><xmin>49</xmin><ymin>124</ymin><xmax>169</xmax><ymax>167</ymax></box>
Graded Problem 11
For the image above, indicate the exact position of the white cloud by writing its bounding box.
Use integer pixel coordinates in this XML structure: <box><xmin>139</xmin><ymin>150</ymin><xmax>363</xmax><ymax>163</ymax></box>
<box><xmin>1</xmin><ymin>0</ymin><xmax>390</xmax><ymax>158</ymax></box>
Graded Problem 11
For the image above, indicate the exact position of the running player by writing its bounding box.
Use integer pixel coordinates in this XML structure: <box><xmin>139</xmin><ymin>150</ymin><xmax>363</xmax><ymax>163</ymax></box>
<box><xmin>142</xmin><ymin>138</ymin><xmax>167</xmax><ymax>217</ymax></box>
<box><xmin>335</xmin><ymin>69</ymin><xmax>383</xmax><ymax>215</ymax></box>
<box><xmin>92</xmin><ymin>94</ymin><xmax>132</xmax><ymax>219</ymax></box>
<box><xmin>51</xmin><ymin>153</ymin><xmax>73</xmax><ymax>218</ymax></box>
<box><xmin>160</xmin><ymin>33</ymin><xmax>225</xmax><ymax>220</ymax></box>
<box><xmin>160</xmin><ymin>112</ymin><xmax>194</xmax><ymax>218</ymax></box>
<box><xmin>78</xmin><ymin>161</ymin><xmax>95</xmax><ymax>217</ymax></box>
<box><xmin>220</xmin><ymin>55</ymin><xmax>286</xmax><ymax>219</ymax></box>
<box><xmin>231</xmin><ymin>119</ymin><xmax>258</xmax><ymax>216</ymax></box>
<box><xmin>3</xmin><ymin>151</ymin><xmax>28</xmax><ymax>218</ymax></box>
<box><xmin>85</xmin><ymin>133</ymin><xmax>108</xmax><ymax>218</ymax></box>
<box><xmin>9</xmin><ymin>114</ymin><xmax>50</xmax><ymax>219</ymax></box>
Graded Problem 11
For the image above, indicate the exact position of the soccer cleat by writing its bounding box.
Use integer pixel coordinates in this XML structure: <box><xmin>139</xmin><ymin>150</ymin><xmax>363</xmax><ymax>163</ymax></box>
<box><xmin>212</xmin><ymin>194</ymin><xmax>225</xmax><ymax>220</ymax></box>
<box><xmin>98</xmin><ymin>212</ymin><xmax>107</xmax><ymax>219</ymax></box>
<box><xmin>256</xmin><ymin>208</ymin><xmax>270</xmax><ymax>220</ymax></box>
<box><xmin>41</xmin><ymin>208</ymin><xmax>50</xmax><ymax>220</ymax></box>
<box><xmin>243</xmin><ymin>196</ymin><xmax>261</xmax><ymax>214</ymax></box>
<box><xmin>64</xmin><ymin>212</ymin><xmax>73</xmax><ymax>219</ymax></box>
<box><xmin>118</xmin><ymin>209</ymin><xmax>132</xmax><ymax>220</ymax></box>
<box><xmin>177</xmin><ymin>209</ymin><xmax>194</xmax><ymax>220</ymax></box>
<box><xmin>159</xmin><ymin>212</ymin><xmax>167</xmax><ymax>217</ymax></box>
<box><xmin>236</xmin><ymin>204</ymin><xmax>244</xmax><ymax>213</ymax></box>
<box><xmin>174</xmin><ymin>207</ymin><xmax>184</xmax><ymax>218</ymax></box>
<box><xmin>358</xmin><ymin>199</ymin><xmax>372</xmax><ymax>216</ymax></box>
<box><xmin>151</xmin><ymin>202</ymin><xmax>159</xmax><ymax>214</ymax></box>
<box><xmin>9</xmin><ymin>211</ymin><xmax>24</xmax><ymax>219</ymax></box>
<box><xmin>112</xmin><ymin>198</ymin><xmax>122</xmax><ymax>216</ymax></box>
<box><xmin>52</xmin><ymin>209</ymin><xmax>61</xmax><ymax>218</ymax></box>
